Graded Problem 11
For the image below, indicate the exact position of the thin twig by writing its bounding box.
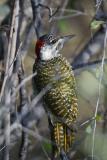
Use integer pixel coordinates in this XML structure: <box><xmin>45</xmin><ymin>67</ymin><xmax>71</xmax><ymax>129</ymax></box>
<box><xmin>34</xmin><ymin>3</ymin><xmax>60</xmax><ymax>22</ymax></box>
<box><xmin>12</xmin><ymin>72</ymin><xmax>37</xmax><ymax>98</ymax></box>
<box><xmin>72</xmin><ymin>26</ymin><xmax>105</xmax><ymax>69</ymax></box>
<box><xmin>10</xmin><ymin>21</ymin><xmax>35</xmax><ymax>73</ymax></box>
<box><xmin>50</xmin><ymin>0</ymin><xmax>69</xmax><ymax>33</ymax></box>
<box><xmin>91</xmin><ymin>23</ymin><xmax>107</xmax><ymax>160</ymax></box>
<box><xmin>18</xmin><ymin>61</ymin><xmax>29</xmax><ymax>160</ymax></box>
<box><xmin>1</xmin><ymin>1</ymin><xmax>20</xmax><ymax>160</ymax></box>
<box><xmin>73</xmin><ymin>59</ymin><xmax>107</xmax><ymax>71</ymax></box>
<box><xmin>31</xmin><ymin>0</ymin><xmax>44</xmax><ymax>38</ymax></box>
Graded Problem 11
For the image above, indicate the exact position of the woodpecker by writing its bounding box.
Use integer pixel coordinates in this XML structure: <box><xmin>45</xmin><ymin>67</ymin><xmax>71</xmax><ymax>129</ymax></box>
<box><xmin>33</xmin><ymin>34</ymin><xmax>78</xmax><ymax>127</ymax></box>
<box><xmin>33</xmin><ymin>34</ymin><xmax>78</xmax><ymax>155</ymax></box>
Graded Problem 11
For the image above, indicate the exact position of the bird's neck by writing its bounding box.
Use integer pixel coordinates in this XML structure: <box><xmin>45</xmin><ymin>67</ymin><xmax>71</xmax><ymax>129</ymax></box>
<box><xmin>38</xmin><ymin>55</ymin><xmax>62</xmax><ymax>63</ymax></box>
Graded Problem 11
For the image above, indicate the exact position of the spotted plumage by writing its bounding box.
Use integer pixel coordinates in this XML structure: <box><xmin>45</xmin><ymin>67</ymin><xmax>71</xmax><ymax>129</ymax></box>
<box><xmin>33</xmin><ymin>34</ymin><xmax>78</xmax><ymax>156</ymax></box>
<box><xmin>33</xmin><ymin>55</ymin><xmax>78</xmax><ymax>128</ymax></box>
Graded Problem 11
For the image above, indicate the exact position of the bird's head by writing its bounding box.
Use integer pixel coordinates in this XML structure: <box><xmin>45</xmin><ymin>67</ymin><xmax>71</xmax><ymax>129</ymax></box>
<box><xmin>35</xmin><ymin>34</ymin><xmax>75</xmax><ymax>61</ymax></box>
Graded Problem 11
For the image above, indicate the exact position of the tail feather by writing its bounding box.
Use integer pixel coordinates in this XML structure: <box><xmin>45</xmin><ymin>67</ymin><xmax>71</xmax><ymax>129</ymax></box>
<box><xmin>52</xmin><ymin>122</ymin><xmax>75</xmax><ymax>158</ymax></box>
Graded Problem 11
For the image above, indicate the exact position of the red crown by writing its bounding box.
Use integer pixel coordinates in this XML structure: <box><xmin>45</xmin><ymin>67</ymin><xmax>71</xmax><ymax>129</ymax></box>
<box><xmin>35</xmin><ymin>39</ymin><xmax>45</xmax><ymax>58</ymax></box>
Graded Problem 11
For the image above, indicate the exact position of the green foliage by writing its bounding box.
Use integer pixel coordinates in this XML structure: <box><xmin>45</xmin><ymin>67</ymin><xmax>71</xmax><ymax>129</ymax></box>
<box><xmin>42</xmin><ymin>141</ymin><xmax>52</xmax><ymax>153</ymax></box>
<box><xmin>96</xmin><ymin>114</ymin><xmax>102</xmax><ymax>121</ymax></box>
<box><xmin>90</xmin><ymin>20</ymin><xmax>105</xmax><ymax>30</ymax></box>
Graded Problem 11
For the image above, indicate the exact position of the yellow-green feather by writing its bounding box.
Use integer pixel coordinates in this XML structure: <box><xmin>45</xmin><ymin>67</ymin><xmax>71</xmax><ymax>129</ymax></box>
<box><xmin>53</xmin><ymin>122</ymin><xmax>75</xmax><ymax>156</ymax></box>
<box><xmin>33</xmin><ymin>55</ymin><xmax>78</xmax><ymax>127</ymax></box>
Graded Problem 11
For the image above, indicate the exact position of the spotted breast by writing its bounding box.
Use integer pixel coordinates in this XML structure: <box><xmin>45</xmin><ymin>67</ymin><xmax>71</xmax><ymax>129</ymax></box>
<box><xmin>33</xmin><ymin>55</ymin><xmax>78</xmax><ymax>128</ymax></box>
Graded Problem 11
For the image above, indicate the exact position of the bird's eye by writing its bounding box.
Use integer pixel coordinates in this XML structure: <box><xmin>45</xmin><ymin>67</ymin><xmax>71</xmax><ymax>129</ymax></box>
<box><xmin>47</xmin><ymin>34</ymin><xmax>56</xmax><ymax>44</ymax></box>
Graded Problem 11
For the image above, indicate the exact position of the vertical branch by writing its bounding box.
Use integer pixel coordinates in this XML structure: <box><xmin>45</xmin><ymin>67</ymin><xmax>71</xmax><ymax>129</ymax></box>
<box><xmin>1</xmin><ymin>1</ymin><xmax>20</xmax><ymax>160</ymax></box>
<box><xmin>31</xmin><ymin>0</ymin><xmax>45</xmax><ymax>38</ymax></box>
<box><xmin>5</xmin><ymin>0</ymin><xmax>20</xmax><ymax>76</ymax></box>
<box><xmin>18</xmin><ymin>63</ymin><xmax>29</xmax><ymax>160</ymax></box>
<box><xmin>2</xmin><ymin>102</ymin><xmax>10</xmax><ymax>160</ymax></box>
<box><xmin>0</xmin><ymin>0</ymin><xmax>20</xmax><ymax>101</ymax></box>
<box><xmin>18</xmin><ymin>63</ymin><xmax>29</xmax><ymax>112</ymax></box>
<box><xmin>0</xmin><ymin>31</ymin><xmax>8</xmax><ymax>89</ymax></box>
<box><xmin>17</xmin><ymin>0</ymin><xmax>25</xmax><ymax>45</ymax></box>
<box><xmin>19</xmin><ymin>130</ymin><xmax>29</xmax><ymax>160</ymax></box>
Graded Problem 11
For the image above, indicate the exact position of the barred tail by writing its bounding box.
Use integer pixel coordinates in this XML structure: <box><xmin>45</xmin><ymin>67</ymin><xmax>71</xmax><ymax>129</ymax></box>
<box><xmin>52</xmin><ymin>122</ymin><xmax>75</xmax><ymax>158</ymax></box>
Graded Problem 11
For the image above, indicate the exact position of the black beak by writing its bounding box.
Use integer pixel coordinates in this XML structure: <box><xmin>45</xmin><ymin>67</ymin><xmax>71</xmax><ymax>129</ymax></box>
<box><xmin>59</xmin><ymin>34</ymin><xmax>75</xmax><ymax>43</ymax></box>
<box><xmin>53</xmin><ymin>34</ymin><xmax>75</xmax><ymax>51</ymax></box>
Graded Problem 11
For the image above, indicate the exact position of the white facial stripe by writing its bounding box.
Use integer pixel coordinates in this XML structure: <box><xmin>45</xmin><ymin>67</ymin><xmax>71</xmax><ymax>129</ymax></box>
<box><xmin>40</xmin><ymin>39</ymin><xmax>64</xmax><ymax>61</ymax></box>
<box><xmin>40</xmin><ymin>44</ymin><xmax>58</xmax><ymax>61</ymax></box>
<box><xmin>40</xmin><ymin>46</ymin><xmax>52</xmax><ymax>60</ymax></box>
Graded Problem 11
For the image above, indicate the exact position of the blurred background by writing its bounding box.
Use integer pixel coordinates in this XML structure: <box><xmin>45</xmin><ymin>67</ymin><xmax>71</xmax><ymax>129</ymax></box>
<box><xmin>0</xmin><ymin>0</ymin><xmax>107</xmax><ymax>160</ymax></box>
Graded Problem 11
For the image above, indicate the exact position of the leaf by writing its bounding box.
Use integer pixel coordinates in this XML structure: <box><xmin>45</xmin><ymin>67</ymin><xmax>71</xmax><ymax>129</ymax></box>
<box><xmin>96</xmin><ymin>114</ymin><xmax>102</xmax><ymax>121</ymax></box>
<box><xmin>90</xmin><ymin>20</ymin><xmax>105</xmax><ymax>30</ymax></box>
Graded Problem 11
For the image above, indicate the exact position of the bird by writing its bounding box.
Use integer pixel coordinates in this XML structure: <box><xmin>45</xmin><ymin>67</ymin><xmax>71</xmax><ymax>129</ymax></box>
<box><xmin>33</xmin><ymin>33</ymin><xmax>78</xmax><ymax>156</ymax></box>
